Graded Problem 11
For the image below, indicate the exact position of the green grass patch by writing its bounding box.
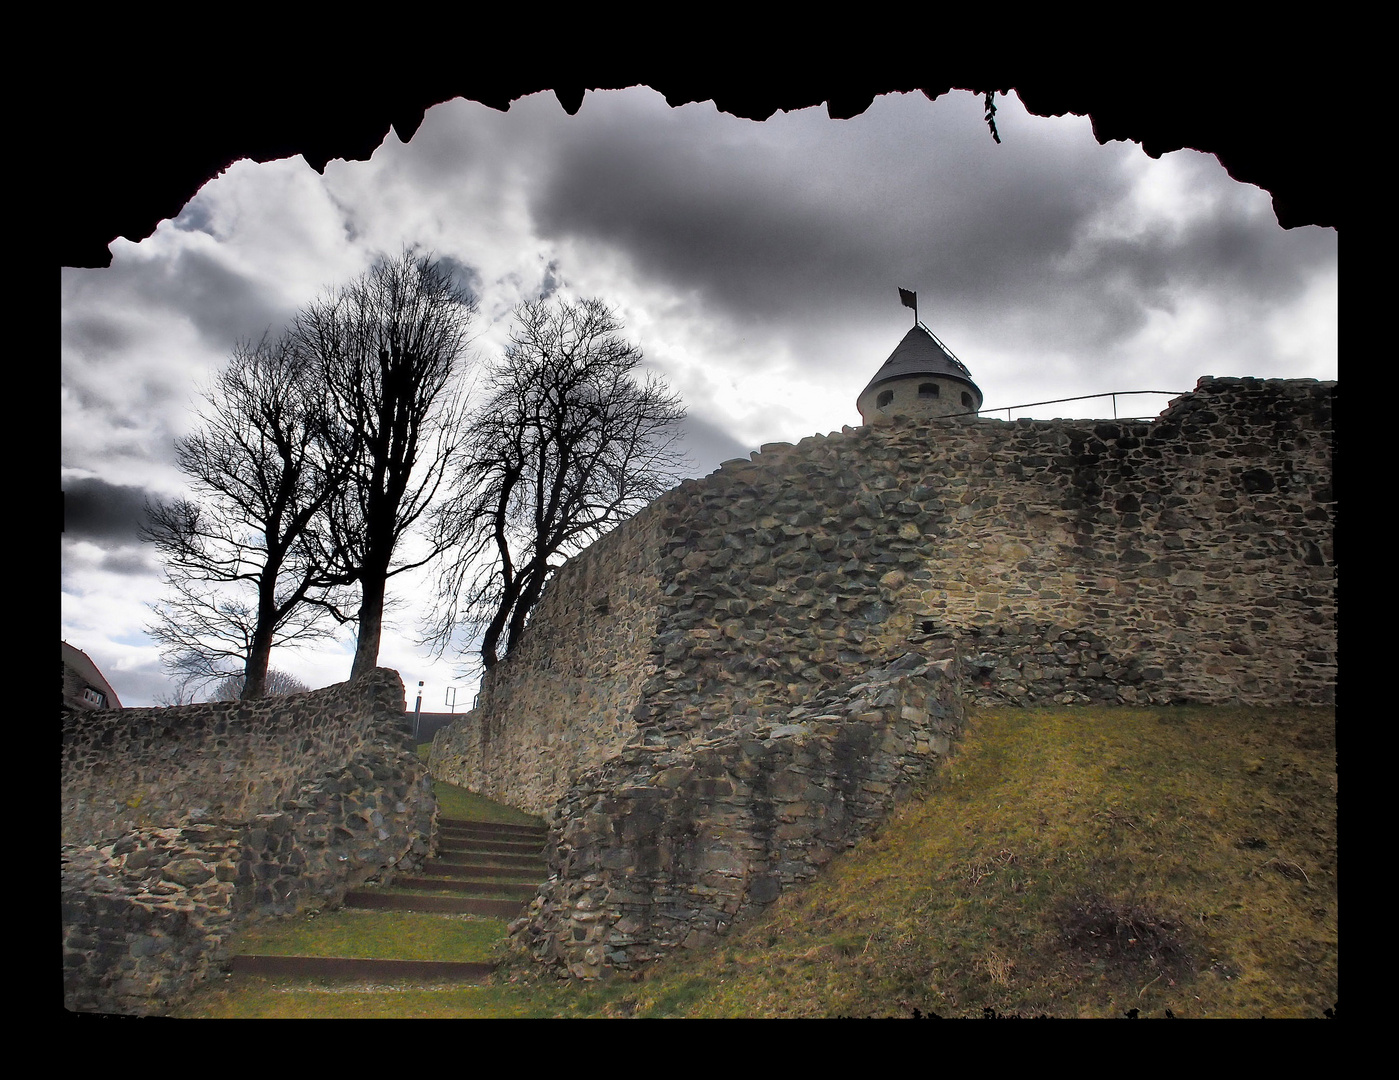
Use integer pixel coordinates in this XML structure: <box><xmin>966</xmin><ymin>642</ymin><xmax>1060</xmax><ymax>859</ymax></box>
<box><xmin>433</xmin><ymin>780</ymin><xmax>543</xmax><ymax>826</ymax></box>
<box><xmin>175</xmin><ymin>785</ymin><xmax>548</xmax><ymax>1019</ymax></box>
<box><xmin>226</xmin><ymin>909</ymin><xmax>506</xmax><ymax>963</ymax></box>
<box><xmin>577</xmin><ymin>704</ymin><xmax>1336</xmax><ymax>1019</ymax></box>
<box><xmin>179</xmin><ymin>705</ymin><xmax>1337</xmax><ymax>1018</ymax></box>
<box><xmin>177</xmin><ymin>979</ymin><xmax>563</xmax><ymax>1019</ymax></box>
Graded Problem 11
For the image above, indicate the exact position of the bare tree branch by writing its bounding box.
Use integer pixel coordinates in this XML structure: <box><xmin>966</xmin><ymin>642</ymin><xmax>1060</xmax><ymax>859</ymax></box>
<box><xmin>207</xmin><ymin>669</ymin><xmax>311</xmax><ymax>701</ymax></box>
<box><xmin>427</xmin><ymin>297</ymin><xmax>685</xmax><ymax>672</ymax></box>
<box><xmin>141</xmin><ymin>333</ymin><xmax>355</xmax><ymax>699</ymax></box>
<box><xmin>292</xmin><ymin>249</ymin><xmax>478</xmax><ymax>678</ymax></box>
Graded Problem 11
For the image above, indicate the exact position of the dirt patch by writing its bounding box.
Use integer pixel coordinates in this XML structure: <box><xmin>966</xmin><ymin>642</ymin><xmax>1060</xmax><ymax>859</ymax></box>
<box><xmin>1056</xmin><ymin>892</ymin><xmax>1194</xmax><ymax>983</ymax></box>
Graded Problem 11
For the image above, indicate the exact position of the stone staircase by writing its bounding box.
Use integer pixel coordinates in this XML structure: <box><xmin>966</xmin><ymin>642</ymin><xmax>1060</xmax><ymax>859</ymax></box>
<box><xmin>230</xmin><ymin>816</ymin><xmax>548</xmax><ymax>984</ymax></box>
<box><xmin>346</xmin><ymin>818</ymin><xmax>548</xmax><ymax>917</ymax></box>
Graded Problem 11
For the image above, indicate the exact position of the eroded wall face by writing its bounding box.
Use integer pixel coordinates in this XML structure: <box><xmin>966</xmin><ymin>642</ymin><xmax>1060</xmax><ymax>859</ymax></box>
<box><xmin>517</xmin><ymin>655</ymin><xmax>964</xmax><ymax>977</ymax></box>
<box><xmin>438</xmin><ymin>377</ymin><xmax>1335</xmax><ymax>814</ymax></box>
<box><xmin>430</xmin><ymin>502</ymin><xmax>668</xmax><ymax>815</ymax></box>
<box><xmin>63</xmin><ymin>670</ymin><xmax>411</xmax><ymax>845</ymax></box>
<box><xmin>62</xmin><ymin>669</ymin><xmax>437</xmax><ymax>1015</ymax></box>
<box><xmin>644</xmin><ymin>377</ymin><xmax>1334</xmax><ymax>736</ymax></box>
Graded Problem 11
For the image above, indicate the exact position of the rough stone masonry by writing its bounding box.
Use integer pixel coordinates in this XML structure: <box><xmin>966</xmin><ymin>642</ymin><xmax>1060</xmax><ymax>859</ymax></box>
<box><xmin>62</xmin><ymin>668</ymin><xmax>436</xmax><ymax>1015</ymax></box>
<box><xmin>431</xmin><ymin>376</ymin><xmax>1335</xmax><ymax>975</ymax></box>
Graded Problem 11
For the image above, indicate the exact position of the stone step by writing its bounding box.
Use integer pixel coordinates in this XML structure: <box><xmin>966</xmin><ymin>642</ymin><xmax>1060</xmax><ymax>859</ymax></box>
<box><xmin>391</xmin><ymin>876</ymin><xmax>538</xmax><ymax>898</ymax></box>
<box><xmin>439</xmin><ymin>816</ymin><xmax>546</xmax><ymax>833</ymax></box>
<box><xmin>432</xmin><ymin>850</ymin><xmax>545</xmax><ymax>869</ymax></box>
<box><xmin>218</xmin><ymin>800</ymin><xmax>543</xmax><ymax>1000</ymax></box>
<box><xmin>438</xmin><ymin>827</ymin><xmax>547</xmax><ymax>844</ymax></box>
<box><xmin>231</xmin><ymin>954</ymin><xmax>495</xmax><ymax>982</ymax></box>
<box><xmin>344</xmin><ymin>890</ymin><xmax>528</xmax><ymax>917</ymax></box>
<box><xmin>415</xmin><ymin>862</ymin><xmax>542</xmax><ymax>881</ymax></box>
<box><xmin>437</xmin><ymin>836</ymin><xmax>544</xmax><ymax>855</ymax></box>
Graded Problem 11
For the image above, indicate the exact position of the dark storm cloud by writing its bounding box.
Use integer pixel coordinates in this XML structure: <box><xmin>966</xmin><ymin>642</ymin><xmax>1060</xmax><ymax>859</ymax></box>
<box><xmin>64</xmin><ymin>311</ymin><xmax>136</xmax><ymax>358</ymax></box>
<box><xmin>1091</xmin><ymin>213</ymin><xmax>1336</xmax><ymax>301</ymax></box>
<box><xmin>67</xmin><ymin>247</ymin><xmax>291</xmax><ymax>353</ymax></box>
<box><xmin>63</xmin><ymin>476</ymin><xmax>153</xmax><ymax>545</ymax></box>
<box><xmin>540</xmin><ymin>259</ymin><xmax>563</xmax><ymax>300</ymax></box>
<box><xmin>528</xmin><ymin>93</ymin><xmax>1133</xmax><ymax>344</ymax></box>
<box><xmin>432</xmin><ymin>253</ymin><xmax>484</xmax><ymax>301</ymax></box>
<box><xmin>155</xmin><ymin>248</ymin><xmax>294</xmax><ymax>348</ymax></box>
<box><xmin>99</xmin><ymin>548</ymin><xmax>157</xmax><ymax>575</ymax></box>
<box><xmin>526</xmin><ymin>90</ymin><xmax>1331</xmax><ymax>375</ymax></box>
<box><xmin>1026</xmin><ymin>202</ymin><xmax>1338</xmax><ymax>357</ymax></box>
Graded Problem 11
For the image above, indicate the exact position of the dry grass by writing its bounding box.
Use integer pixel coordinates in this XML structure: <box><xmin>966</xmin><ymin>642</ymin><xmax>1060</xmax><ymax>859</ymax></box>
<box><xmin>603</xmin><ymin>704</ymin><xmax>1337</xmax><ymax>1019</ymax></box>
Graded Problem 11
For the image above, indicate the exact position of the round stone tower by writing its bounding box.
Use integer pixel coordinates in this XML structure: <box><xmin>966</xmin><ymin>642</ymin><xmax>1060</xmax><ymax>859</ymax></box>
<box><xmin>857</xmin><ymin>321</ymin><xmax>983</xmax><ymax>425</ymax></box>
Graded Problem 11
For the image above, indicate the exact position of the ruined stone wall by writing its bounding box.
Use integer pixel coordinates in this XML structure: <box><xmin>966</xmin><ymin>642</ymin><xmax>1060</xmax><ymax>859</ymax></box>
<box><xmin>642</xmin><ymin>377</ymin><xmax>1335</xmax><ymax>742</ymax></box>
<box><xmin>435</xmin><ymin>376</ymin><xmax>1334</xmax><ymax>977</ymax></box>
<box><xmin>439</xmin><ymin>377</ymin><xmax>1334</xmax><ymax>816</ymax></box>
<box><xmin>64</xmin><ymin>669</ymin><xmax>411</xmax><ymax>844</ymax></box>
<box><xmin>430</xmin><ymin>500</ymin><xmax>668</xmax><ymax>814</ymax></box>
<box><xmin>513</xmin><ymin>654</ymin><xmax>963</xmax><ymax>977</ymax></box>
<box><xmin>61</xmin><ymin>668</ymin><xmax>436</xmax><ymax>1015</ymax></box>
<box><xmin>62</xmin><ymin>824</ymin><xmax>240</xmax><ymax>1016</ymax></box>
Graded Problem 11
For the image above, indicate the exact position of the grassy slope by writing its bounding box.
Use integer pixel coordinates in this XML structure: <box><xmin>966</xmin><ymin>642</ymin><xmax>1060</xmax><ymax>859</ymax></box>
<box><xmin>588</xmin><ymin>704</ymin><xmax>1338</xmax><ymax>1019</ymax></box>
<box><xmin>180</xmin><ymin>707</ymin><xmax>1337</xmax><ymax>1018</ymax></box>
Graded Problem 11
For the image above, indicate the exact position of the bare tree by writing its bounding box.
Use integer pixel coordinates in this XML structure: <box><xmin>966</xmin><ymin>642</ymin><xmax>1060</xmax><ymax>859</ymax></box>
<box><xmin>427</xmin><ymin>297</ymin><xmax>685</xmax><ymax>671</ymax></box>
<box><xmin>293</xmin><ymin>250</ymin><xmax>478</xmax><ymax>678</ymax></box>
<box><xmin>142</xmin><ymin>333</ymin><xmax>354</xmax><ymax>699</ymax></box>
<box><xmin>152</xmin><ymin>680</ymin><xmax>201</xmax><ymax>708</ymax></box>
<box><xmin>207</xmin><ymin>669</ymin><xmax>311</xmax><ymax>701</ymax></box>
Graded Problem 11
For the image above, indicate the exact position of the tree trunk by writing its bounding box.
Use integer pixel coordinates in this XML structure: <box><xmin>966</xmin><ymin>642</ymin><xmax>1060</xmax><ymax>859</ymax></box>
<box><xmin>242</xmin><ymin>627</ymin><xmax>275</xmax><ymax>699</ymax></box>
<box><xmin>504</xmin><ymin>563</ymin><xmax>548</xmax><ymax>659</ymax></box>
<box><xmin>350</xmin><ymin>571</ymin><xmax>387</xmax><ymax>679</ymax></box>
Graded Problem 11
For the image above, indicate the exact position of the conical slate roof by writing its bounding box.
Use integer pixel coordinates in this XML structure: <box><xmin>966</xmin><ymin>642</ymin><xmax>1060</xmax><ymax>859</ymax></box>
<box><xmin>859</xmin><ymin>323</ymin><xmax>979</xmax><ymax>397</ymax></box>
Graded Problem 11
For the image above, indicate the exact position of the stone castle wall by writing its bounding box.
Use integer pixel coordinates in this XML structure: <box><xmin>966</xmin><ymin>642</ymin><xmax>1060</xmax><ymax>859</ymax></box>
<box><xmin>430</xmin><ymin>500</ymin><xmax>668</xmax><ymax>812</ymax></box>
<box><xmin>514</xmin><ymin>654</ymin><xmax>964</xmax><ymax>977</ymax></box>
<box><xmin>63</xmin><ymin>669</ymin><xmax>410</xmax><ymax>845</ymax></box>
<box><xmin>432</xmin><ymin>376</ymin><xmax>1334</xmax><ymax>976</ymax></box>
<box><xmin>62</xmin><ymin>668</ymin><xmax>436</xmax><ymax>1015</ymax></box>
<box><xmin>642</xmin><ymin>377</ymin><xmax>1335</xmax><ymax>736</ymax></box>
<box><xmin>435</xmin><ymin>377</ymin><xmax>1335</xmax><ymax>817</ymax></box>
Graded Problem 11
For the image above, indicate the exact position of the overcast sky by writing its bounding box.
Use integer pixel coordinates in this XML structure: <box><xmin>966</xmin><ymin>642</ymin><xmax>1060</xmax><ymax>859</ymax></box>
<box><xmin>60</xmin><ymin>87</ymin><xmax>1338</xmax><ymax>709</ymax></box>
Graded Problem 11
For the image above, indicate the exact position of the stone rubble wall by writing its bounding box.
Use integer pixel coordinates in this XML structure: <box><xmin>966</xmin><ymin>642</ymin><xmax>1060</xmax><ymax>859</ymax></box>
<box><xmin>436</xmin><ymin>376</ymin><xmax>1334</xmax><ymax>975</ymax></box>
<box><xmin>64</xmin><ymin>668</ymin><xmax>410</xmax><ymax>844</ymax></box>
<box><xmin>61</xmin><ymin>668</ymin><xmax>436</xmax><ymax>1015</ymax></box>
<box><xmin>62</xmin><ymin>825</ymin><xmax>240</xmax><ymax>1016</ymax></box>
<box><xmin>512</xmin><ymin>654</ymin><xmax>963</xmax><ymax>977</ymax></box>
<box><xmin>430</xmin><ymin>500</ymin><xmax>668</xmax><ymax>815</ymax></box>
<box><xmin>943</xmin><ymin>621</ymin><xmax>1146</xmax><ymax>706</ymax></box>
<box><xmin>641</xmin><ymin>377</ymin><xmax>1335</xmax><ymax>745</ymax></box>
<box><xmin>440</xmin><ymin>377</ymin><xmax>1334</xmax><ymax>815</ymax></box>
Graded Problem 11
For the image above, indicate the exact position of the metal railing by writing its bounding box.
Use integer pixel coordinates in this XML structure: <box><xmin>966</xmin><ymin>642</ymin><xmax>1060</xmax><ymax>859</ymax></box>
<box><xmin>948</xmin><ymin>390</ymin><xmax>1189</xmax><ymax>422</ymax></box>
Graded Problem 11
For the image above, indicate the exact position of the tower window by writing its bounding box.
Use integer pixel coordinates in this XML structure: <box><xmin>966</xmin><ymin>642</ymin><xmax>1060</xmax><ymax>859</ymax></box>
<box><xmin>877</xmin><ymin>390</ymin><xmax>894</xmax><ymax>408</ymax></box>
<box><xmin>961</xmin><ymin>392</ymin><xmax>974</xmax><ymax>408</ymax></box>
<box><xmin>918</xmin><ymin>382</ymin><xmax>939</xmax><ymax>398</ymax></box>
